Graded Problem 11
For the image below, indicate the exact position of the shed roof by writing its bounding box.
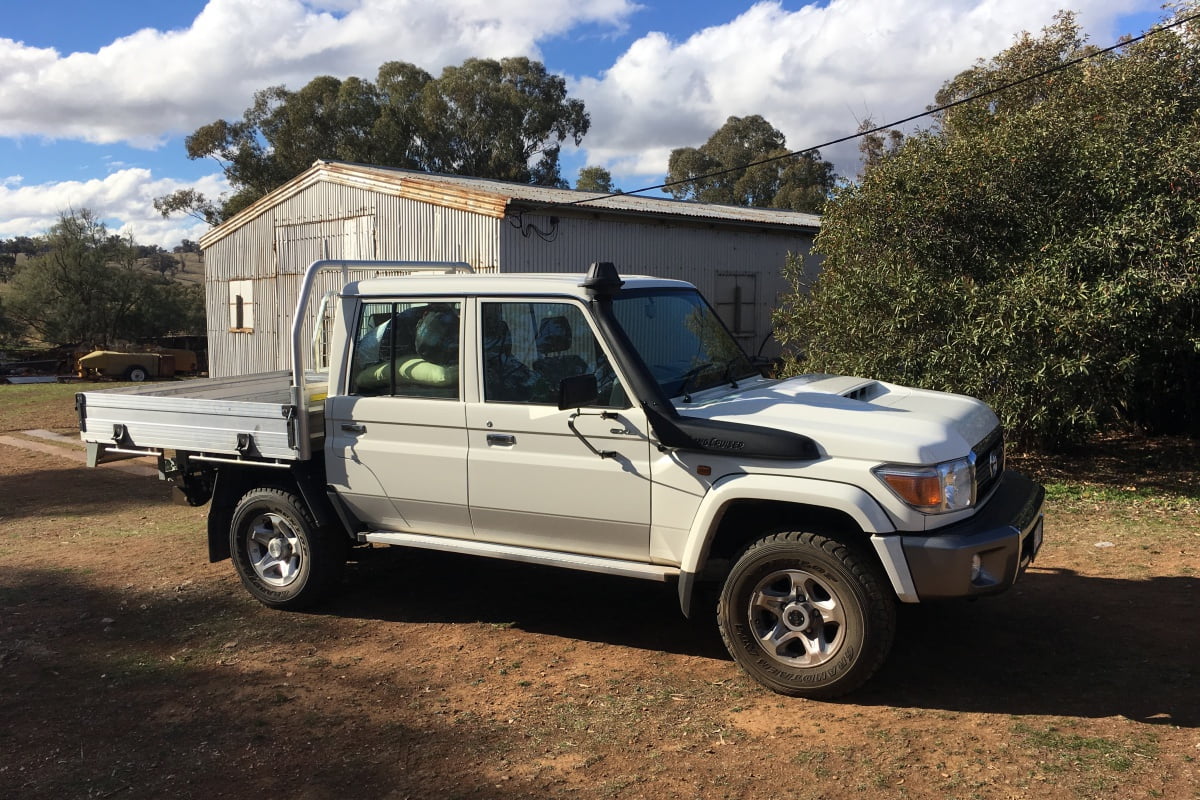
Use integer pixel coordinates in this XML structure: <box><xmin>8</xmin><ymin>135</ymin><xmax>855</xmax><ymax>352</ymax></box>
<box><xmin>199</xmin><ymin>160</ymin><xmax>821</xmax><ymax>249</ymax></box>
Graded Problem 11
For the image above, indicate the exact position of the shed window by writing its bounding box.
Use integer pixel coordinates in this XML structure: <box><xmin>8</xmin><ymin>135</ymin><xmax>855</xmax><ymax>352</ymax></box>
<box><xmin>229</xmin><ymin>280</ymin><xmax>254</xmax><ymax>332</ymax></box>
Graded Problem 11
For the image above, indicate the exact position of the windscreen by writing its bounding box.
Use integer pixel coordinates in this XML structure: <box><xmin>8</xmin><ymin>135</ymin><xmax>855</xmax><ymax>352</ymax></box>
<box><xmin>610</xmin><ymin>288</ymin><xmax>757</xmax><ymax>400</ymax></box>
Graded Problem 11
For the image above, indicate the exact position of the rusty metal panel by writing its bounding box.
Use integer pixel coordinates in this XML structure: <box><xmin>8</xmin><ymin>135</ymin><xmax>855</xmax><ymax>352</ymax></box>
<box><xmin>372</xmin><ymin>193</ymin><xmax>501</xmax><ymax>271</ymax></box>
<box><xmin>203</xmin><ymin>216</ymin><xmax>276</xmax><ymax>281</ymax></box>
<box><xmin>327</xmin><ymin>162</ymin><xmax>819</xmax><ymax>229</ymax></box>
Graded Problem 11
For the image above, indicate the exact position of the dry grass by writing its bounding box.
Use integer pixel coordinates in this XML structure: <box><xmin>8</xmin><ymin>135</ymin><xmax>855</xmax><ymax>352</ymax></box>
<box><xmin>0</xmin><ymin>383</ymin><xmax>87</xmax><ymax>432</ymax></box>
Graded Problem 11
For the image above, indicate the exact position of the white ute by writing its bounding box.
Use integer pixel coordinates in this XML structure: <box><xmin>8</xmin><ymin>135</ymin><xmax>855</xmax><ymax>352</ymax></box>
<box><xmin>78</xmin><ymin>260</ymin><xmax>1045</xmax><ymax>697</ymax></box>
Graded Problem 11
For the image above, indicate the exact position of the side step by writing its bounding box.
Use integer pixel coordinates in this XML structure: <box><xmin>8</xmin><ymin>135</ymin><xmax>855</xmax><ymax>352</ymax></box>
<box><xmin>362</xmin><ymin>531</ymin><xmax>680</xmax><ymax>582</ymax></box>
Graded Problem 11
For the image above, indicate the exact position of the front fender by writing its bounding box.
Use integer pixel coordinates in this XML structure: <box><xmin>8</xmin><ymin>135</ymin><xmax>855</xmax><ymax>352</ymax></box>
<box><xmin>676</xmin><ymin>473</ymin><xmax>897</xmax><ymax>616</ymax></box>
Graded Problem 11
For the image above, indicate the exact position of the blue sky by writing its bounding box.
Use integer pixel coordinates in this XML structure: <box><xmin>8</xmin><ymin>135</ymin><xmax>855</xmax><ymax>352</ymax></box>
<box><xmin>0</xmin><ymin>0</ymin><xmax>1167</xmax><ymax>246</ymax></box>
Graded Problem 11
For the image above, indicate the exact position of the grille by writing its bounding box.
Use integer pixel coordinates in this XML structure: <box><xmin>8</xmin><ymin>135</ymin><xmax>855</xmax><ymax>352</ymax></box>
<box><xmin>974</xmin><ymin>427</ymin><xmax>1005</xmax><ymax>501</ymax></box>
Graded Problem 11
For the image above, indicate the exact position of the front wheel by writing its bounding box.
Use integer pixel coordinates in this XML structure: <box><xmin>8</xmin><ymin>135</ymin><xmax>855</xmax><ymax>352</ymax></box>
<box><xmin>229</xmin><ymin>488</ymin><xmax>345</xmax><ymax>610</ymax></box>
<box><xmin>718</xmin><ymin>531</ymin><xmax>896</xmax><ymax>698</ymax></box>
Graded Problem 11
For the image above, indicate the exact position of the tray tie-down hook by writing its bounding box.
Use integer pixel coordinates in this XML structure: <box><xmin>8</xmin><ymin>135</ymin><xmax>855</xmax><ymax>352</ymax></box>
<box><xmin>111</xmin><ymin>424</ymin><xmax>131</xmax><ymax>446</ymax></box>
<box><xmin>236</xmin><ymin>432</ymin><xmax>258</xmax><ymax>456</ymax></box>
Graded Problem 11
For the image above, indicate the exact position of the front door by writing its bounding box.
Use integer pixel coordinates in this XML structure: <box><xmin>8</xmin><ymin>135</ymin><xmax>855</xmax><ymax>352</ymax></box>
<box><xmin>465</xmin><ymin>300</ymin><xmax>652</xmax><ymax>561</ymax></box>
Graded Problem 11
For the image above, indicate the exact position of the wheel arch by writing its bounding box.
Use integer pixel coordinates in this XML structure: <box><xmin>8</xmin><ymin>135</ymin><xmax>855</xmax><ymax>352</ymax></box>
<box><xmin>676</xmin><ymin>474</ymin><xmax>896</xmax><ymax>617</ymax></box>
<box><xmin>707</xmin><ymin>499</ymin><xmax>867</xmax><ymax>565</ymax></box>
<box><xmin>207</xmin><ymin>467</ymin><xmax>275</xmax><ymax>563</ymax></box>
<box><xmin>205</xmin><ymin>459</ymin><xmax>347</xmax><ymax>563</ymax></box>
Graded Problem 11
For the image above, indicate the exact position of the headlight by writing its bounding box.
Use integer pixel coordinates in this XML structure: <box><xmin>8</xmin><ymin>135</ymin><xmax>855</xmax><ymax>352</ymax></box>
<box><xmin>874</xmin><ymin>456</ymin><xmax>975</xmax><ymax>513</ymax></box>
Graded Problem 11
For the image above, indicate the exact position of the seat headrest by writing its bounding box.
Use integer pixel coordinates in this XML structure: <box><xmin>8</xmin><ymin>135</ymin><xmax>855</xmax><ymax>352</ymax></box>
<box><xmin>535</xmin><ymin>315</ymin><xmax>573</xmax><ymax>354</ymax></box>
<box><xmin>415</xmin><ymin>309</ymin><xmax>459</xmax><ymax>365</ymax></box>
<box><xmin>483</xmin><ymin>315</ymin><xmax>512</xmax><ymax>356</ymax></box>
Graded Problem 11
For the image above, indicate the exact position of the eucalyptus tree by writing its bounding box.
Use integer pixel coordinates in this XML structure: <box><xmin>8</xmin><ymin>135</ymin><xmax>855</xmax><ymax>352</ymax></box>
<box><xmin>156</xmin><ymin>57</ymin><xmax>589</xmax><ymax>223</ymax></box>
<box><xmin>664</xmin><ymin>115</ymin><xmax>836</xmax><ymax>213</ymax></box>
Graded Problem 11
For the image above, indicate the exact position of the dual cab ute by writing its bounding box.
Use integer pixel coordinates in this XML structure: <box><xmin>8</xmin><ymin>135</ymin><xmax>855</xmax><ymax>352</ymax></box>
<box><xmin>78</xmin><ymin>260</ymin><xmax>1045</xmax><ymax>697</ymax></box>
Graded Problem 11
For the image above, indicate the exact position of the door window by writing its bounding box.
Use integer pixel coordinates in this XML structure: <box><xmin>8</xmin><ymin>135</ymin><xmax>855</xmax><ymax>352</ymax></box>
<box><xmin>350</xmin><ymin>301</ymin><xmax>461</xmax><ymax>399</ymax></box>
<box><xmin>480</xmin><ymin>301</ymin><xmax>626</xmax><ymax>407</ymax></box>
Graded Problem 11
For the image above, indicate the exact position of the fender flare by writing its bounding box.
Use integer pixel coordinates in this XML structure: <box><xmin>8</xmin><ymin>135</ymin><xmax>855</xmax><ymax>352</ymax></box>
<box><xmin>675</xmin><ymin>473</ymin><xmax>903</xmax><ymax>615</ymax></box>
<box><xmin>205</xmin><ymin>458</ymin><xmax>347</xmax><ymax>563</ymax></box>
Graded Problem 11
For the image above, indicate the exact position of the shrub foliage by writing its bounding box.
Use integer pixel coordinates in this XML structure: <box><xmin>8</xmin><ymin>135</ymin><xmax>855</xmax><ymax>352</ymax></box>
<box><xmin>776</xmin><ymin>10</ymin><xmax>1200</xmax><ymax>446</ymax></box>
<box><xmin>6</xmin><ymin>210</ymin><xmax>205</xmax><ymax>348</ymax></box>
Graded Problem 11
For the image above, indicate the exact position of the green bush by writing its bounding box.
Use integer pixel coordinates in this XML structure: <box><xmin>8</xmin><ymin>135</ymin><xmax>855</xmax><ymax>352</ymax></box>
<box><xmin>6</xmin><ymin>210</ymin><xmax>206</xmax><ymax>348</ymax></box>
<box><xmin>776</xmin><ymin>11</ymin><xmax>1200</xmax><ymax>447</ymax></box>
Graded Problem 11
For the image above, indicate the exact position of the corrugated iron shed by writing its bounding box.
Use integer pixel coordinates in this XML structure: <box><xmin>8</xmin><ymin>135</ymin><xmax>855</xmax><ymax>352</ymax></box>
<box><xmin>200</xmin><ymin>161</ymin><xmax>821</xmax><ymax>377</ymax></box>
<box><xmin>201</xmin><ymin>161</ymin><xmax>819</xmax><ymax>249</ymax></box>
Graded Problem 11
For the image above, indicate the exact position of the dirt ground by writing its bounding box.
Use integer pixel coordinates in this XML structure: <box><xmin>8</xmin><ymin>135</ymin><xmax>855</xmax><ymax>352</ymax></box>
<box><xmin>1</xmin><ymin>386</ymin><xmax>1198</xmax><ymax>799</ymax></box>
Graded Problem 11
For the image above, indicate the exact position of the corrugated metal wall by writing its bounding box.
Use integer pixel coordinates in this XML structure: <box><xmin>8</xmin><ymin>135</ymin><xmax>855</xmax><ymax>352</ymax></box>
<box><xmin>205</xmin><ymin>182</ymin><xmax>501</xmax><ymax>376</ymax></box>
<box><xmin>205</xmin><ymin>181</ymin><xmax>816</xmax><ymax>376</ymax></box>
<box><xmin>499</xmin><ymin>211</ymin><xmax>819</xmax><ymax>358</ymax></box>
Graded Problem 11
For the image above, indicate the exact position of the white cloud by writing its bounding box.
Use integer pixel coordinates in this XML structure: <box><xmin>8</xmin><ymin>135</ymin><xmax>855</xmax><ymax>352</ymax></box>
<box><xmin>572</xmin><ymin>0</ymin><xmax>1149</xmax><ymax>182</ymax></box>
<box><xmin>0</xmin><ymin>0</ymin><xmax>1159</xmax><ymax>244</ymax></box>
<box><xmin>0</xmin><ymin>169</ymin><xmax>229</xmax><ymax>247</ymax></box>
<box><xmin>0</xmin><ymin>0</ymin><xmax>638</xmax><ymax>146</ymax></box>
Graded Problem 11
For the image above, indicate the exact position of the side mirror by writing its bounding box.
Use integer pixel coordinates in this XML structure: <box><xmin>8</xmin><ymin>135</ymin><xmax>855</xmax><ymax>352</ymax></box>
<box><xmin>558</xmin><ymin>373</ymin><xmax>599</xmax><ymax>410</ymax></box>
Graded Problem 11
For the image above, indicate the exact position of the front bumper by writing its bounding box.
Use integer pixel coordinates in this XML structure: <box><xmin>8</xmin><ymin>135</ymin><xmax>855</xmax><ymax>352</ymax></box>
<box><xmin>900</xmin><ymin>471</ymin><xmax>1045</xmax><ymax>600</ymax></box>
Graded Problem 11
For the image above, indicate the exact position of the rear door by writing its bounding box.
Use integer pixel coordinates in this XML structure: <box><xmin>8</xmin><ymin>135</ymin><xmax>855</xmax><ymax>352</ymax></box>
<box><xmin>325</xmin><ymin>298</ymin><xmax>472</xmax><ymax>538</ymax></box>
<box><xmin>465</xmin><ymin>299</ymin><xmax>652</xmax><ymax>561</ymax></box>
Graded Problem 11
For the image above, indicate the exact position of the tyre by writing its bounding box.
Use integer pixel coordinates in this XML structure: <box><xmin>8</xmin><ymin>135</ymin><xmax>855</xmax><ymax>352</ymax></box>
<box><xmin>229</xmin><ymin>488</ymin><xmax>345</xmax><ymax>610</ymax></box>
<box><xmin>717</xmin><ymin>531</ymin><xmax>896</xmax><ymax>698</ymax></box>
<box><xmin>126</xmin><ymin>365</ymin><xmax>148</xmax><ymax>382</ymax></box>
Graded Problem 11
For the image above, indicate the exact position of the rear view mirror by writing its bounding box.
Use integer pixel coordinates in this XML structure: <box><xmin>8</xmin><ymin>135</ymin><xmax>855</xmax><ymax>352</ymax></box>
<box><xmin>558</xmin><ymin>373</ymin><xmax>599</xmax><ymax>410</ymax></box>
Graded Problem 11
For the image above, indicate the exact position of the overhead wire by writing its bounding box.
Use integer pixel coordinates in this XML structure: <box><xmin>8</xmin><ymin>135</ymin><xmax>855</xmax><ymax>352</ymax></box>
<box><xmin>557</xmin><ymin>10</ymin><xmax>1200</xmax><ymax>209</ymax></box>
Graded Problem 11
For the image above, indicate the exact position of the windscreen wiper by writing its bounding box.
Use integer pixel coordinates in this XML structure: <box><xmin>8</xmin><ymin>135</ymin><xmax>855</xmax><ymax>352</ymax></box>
<box><xmin>678</xmin><ymin>361</ymin><xmax>713</xmax><ymax>403</ymax></box>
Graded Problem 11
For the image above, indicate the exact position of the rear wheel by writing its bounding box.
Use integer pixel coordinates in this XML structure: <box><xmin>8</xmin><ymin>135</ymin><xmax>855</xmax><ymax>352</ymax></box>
<box><xmin>229</xmin><ymin>488</ymin><xmax>345</xmax><ymax>610</ymax></box>
<box><xmin>718</xmin><ymin>531</ymin><xmax>896</xmax><ymax>698</ymax></box>
<box><xmin>125</xmin><ymin>365</ymin><xmax>148</xmax><ymax>382</ymax></box>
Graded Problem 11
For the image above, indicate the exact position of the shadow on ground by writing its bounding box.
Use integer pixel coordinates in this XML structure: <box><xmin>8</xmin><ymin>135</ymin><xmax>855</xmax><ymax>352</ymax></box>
<box><xmin>1011</xmin><ymin>434</ymin><xmax>1200</xmax><ymax>497</ymax></box>
<box><xmin>326</xmin><ymin>546</ymin><xmax>729</xmax><ymax>659</ymax></box>
<box><xmin>3</xmin><ymin>547</ymin><xmax>1196</xmax><ymax>799</ymax></box>
<box><xmin>0</xmin><ymin>567</ymin><xmax>561</xmax><ymax>800</ymax></box>
<box><xmin>329</xmin><ymin>548</ymin><xmax>1199</xmax><ymax>726</ymax></box>
<box><xmin>862</xmin><ymin>567</ymin><xmax>1199</xmax><ymax>726</ymax></box>
<box><xmin>0</xmin><ymin>463</ymin><xmax>171</xmax><ymax>521</ymax></box>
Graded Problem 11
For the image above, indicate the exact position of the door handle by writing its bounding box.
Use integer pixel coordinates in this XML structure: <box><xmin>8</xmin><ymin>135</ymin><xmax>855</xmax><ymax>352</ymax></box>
<box><xmin>486</xmin><ymin>433</ymin><xmax>516</xmax><ymax>446</ymax></box>
<box><xmin>341</xmin><ymin>423</ymin><xmax>367</xmax><ymax>434</ymax></box>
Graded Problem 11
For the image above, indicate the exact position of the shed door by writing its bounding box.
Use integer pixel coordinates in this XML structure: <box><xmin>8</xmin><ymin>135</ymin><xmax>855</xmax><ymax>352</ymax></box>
<box><xmin>274</xmin><ymin>216</ymin><xmax>377</xmax><ymax>273</ymax></box>
<box><xmin>275</xmin><ymin>216</ymin><xmax>377</xmax><ymax>370</ymax></box>
<box><xmin>714</xmin><ymin>273</ymin><xmax>758</xmax><ymax>353</ymax></box>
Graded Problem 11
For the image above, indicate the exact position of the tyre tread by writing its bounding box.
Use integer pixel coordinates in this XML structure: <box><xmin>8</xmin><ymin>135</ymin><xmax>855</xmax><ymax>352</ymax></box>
<box><xmin>229</xmin><ymin>487</ymin><xmax>344</xmax><ymax>610</ymax></box>
<box><xmin>717</xmin><ymin>530</ymin><xmax>896</xmax><ymax>699</ymax></box>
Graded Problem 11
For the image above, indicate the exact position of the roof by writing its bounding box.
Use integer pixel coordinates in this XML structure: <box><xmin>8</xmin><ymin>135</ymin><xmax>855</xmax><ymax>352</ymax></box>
<box><xmin>348</xmin><ymin>271</ymin><xmax>690</xmax><ymax>300</ymax></box>
<box><xmin>199</xmin><ymin>160</ymin><xmax>821</xmax><ymax>249</ymax></box>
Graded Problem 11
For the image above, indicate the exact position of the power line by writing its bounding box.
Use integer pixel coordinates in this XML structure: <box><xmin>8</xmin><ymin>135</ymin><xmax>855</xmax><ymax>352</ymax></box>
<box><xmin>561</xmin><ymin>10</ymin><xmax>1200</xmax><ymax>208</ymax></box>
